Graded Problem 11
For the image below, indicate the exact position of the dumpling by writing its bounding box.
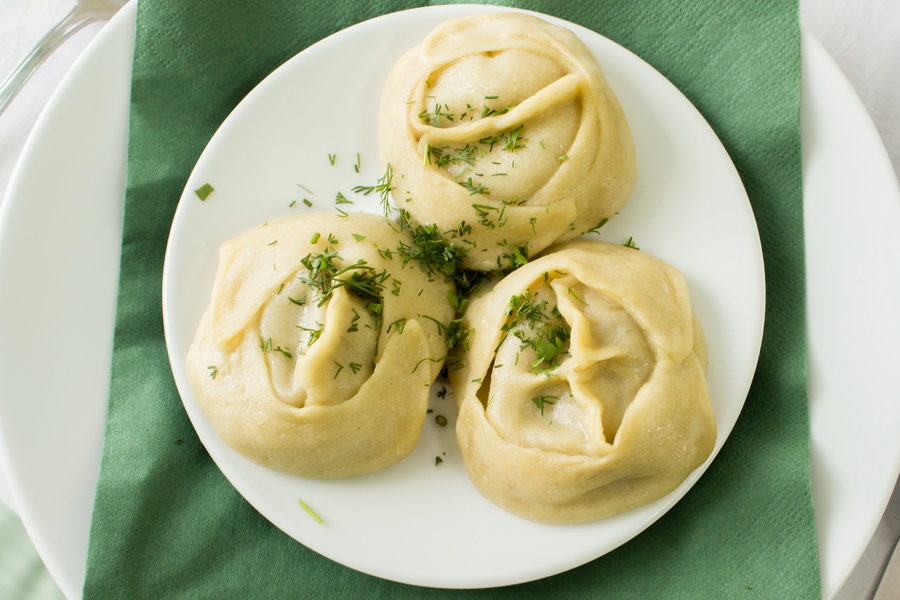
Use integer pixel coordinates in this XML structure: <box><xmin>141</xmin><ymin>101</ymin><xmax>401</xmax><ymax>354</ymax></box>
<box><xmin>378</xmin><ymin>13</ymin><xmax>636</xmax><ymax>271</ymax></box>
<box><xmin>186</xmin><ymin>212</ymin><xmax>455</xmax><ymax>478</ymax></box>
<box><xmin>449</xmin><ymin>241</ymin><xmax>715</xmax><ymax>523</ymax></box>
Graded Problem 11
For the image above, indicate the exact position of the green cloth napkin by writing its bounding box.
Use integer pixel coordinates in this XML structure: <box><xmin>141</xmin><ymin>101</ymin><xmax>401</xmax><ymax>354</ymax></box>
<box><xmin>83</xmin><ymin>0</ymin><xmax>818</xmax><ymax>597</ymax></box>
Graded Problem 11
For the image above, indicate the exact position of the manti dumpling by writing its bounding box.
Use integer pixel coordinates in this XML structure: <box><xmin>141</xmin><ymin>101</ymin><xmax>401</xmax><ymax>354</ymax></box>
<box><xmin>449</xmin><ymin>241</ymin><xmax>715</xmax><ymax>523</ymax></box>
<box><xmin>186</xmin><ymin>212</ymin><xmax>455</xmax><ymax>478</ymax></box>
<box><xmin>378</xmin><ymin>13</ymin><xmax>636</xmax><ymax>271</ymax></box>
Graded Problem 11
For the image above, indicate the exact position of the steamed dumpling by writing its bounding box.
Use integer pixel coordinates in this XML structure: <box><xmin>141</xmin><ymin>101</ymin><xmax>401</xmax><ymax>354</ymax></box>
<box><xmin>449</xmin><ymin>241</ymin><xmax>715</xmax><ymax>523</ymax></box>
<box><xmin>378</xmin><ymin>13</ymin><xmax>636</xmax><ymax>271</ymax></box>
<box><xmin>186</xmin><ymin>212</ymin><xmax>455</xmax><ymax>478</ymax></box>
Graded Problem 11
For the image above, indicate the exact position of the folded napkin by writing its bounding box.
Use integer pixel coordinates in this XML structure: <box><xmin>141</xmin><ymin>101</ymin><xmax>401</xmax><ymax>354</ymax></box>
<box><xmin>83</xmin><ymin>0</ymin><xmax>819</xmax><ymax>597</ymax></box>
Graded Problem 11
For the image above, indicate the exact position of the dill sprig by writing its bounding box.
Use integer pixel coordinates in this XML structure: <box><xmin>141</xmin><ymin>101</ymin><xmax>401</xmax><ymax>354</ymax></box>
<box><xmin>531</xmin><ymin>395</ymin><xmax>558</xmax><ymax>415</ymax></box>
<box><xmin>352</xmin><ymin>163</ymin><xmax>394</xmax><ymax>217</ymax></box>
<box><xmin>499</xmin><ymin>291</ymin><xmax>571</xmax><ymax>374</ymax></box>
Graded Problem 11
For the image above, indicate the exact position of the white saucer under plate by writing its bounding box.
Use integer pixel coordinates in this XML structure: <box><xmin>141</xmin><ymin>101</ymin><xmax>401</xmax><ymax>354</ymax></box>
<box><xmin>0</xmin><ymin>2</ymin><xmax>897</xmax><ymax>598</ymax></box>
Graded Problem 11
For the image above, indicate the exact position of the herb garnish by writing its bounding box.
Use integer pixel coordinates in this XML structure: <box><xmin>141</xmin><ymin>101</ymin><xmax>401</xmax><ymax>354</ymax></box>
<box><xmin>531</xmin><ymin>395</ymin><xmax>558</xmax><ymax>415</ymax></box>
<box><xmin>298</xmin><ymin>498</ymin><xmax>323</xmax><ymax>525</ymax></box>
<box><xmin>500</xmin><ymin>291</ymin><xmax>571</xmax><ymax>374</ymax></box>
<box><xmin>194</xmin><ymin>183</ymin><xmax>214</xmax><ymax>201</ymax></box>
<box><xmin>352</xmin><ymin>163</ymin><xmax>394</xmax><ymax>217</ymax></box>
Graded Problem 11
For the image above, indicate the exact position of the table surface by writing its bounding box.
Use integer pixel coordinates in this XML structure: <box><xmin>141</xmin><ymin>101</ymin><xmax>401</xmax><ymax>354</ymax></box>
<box><xmin>0</xmin><ymin>0</ymin><xmax>897</xmax><ymax>598</ymax></box>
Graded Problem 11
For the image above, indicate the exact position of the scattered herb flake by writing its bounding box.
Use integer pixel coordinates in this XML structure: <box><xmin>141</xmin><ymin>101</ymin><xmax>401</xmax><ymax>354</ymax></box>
<box><xmin>298</xmin><ymin>498</ymin><xmax>323</xmax><ymax>524</ymax></box>
<box><xmin>589</xmin><ymin>218</ymin><xmax>609</xmax><ymax>234</ymax></box>
<box><xmin>352</xmin><ymin>163</ymin><xmax>395</xmax><ymax>217</ymax></box>
<box><xmin>532</xmin><ymin>395</ymin><xmax>558</xmax><ymax>415</ymax></box>
<box><xmin>194</xmin><ymin>183</ymin><xmax>214</xmax><ymax>201</ymax></box>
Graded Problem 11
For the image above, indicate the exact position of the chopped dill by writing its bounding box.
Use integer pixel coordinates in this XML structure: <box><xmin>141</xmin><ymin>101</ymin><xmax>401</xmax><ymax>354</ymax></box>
<box><xmin>194</xmin><ymin>183</ymin><xmax>214</xmax><ymax>201</ymax></box>
<box><xmin>298</xmin><ymin>498</ymin><xmax>323</xmax><ymax>524</ymax></box>
<box><xmin>531</xmin><ymin>395</ymin><xmax>558</xmax><ymax>415</ymax></box>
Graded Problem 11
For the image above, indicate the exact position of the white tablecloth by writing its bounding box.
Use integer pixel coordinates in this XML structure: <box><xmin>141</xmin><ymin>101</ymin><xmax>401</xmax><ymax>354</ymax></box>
<box><xmin>0</xmin><ymin>0</ymin><xmax>898</xmax><ymax>598</ymax></box>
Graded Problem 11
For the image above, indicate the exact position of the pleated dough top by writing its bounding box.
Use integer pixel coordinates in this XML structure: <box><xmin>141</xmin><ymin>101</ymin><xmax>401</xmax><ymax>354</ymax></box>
<box><xmin>449</xmin><ymin>241</ymin><xmax>715</xmax><ymax>522</ymax></box>
<box><xmin>379</xmin><ymin>13</ymin><xmax>637</xmax><ymax>270</ymax></box>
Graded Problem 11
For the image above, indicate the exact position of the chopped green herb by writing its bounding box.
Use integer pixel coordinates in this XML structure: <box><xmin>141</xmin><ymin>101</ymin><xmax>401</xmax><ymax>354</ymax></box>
<box><xmin>352</xmin><ymin>163</ymin><xmax>395</xmax><ymax>217</ymax></box>
<box><xmin>435</xmin><ymin>414</ymin><xmax>448</xmax><ymax>427</ymax></box>
<box><xmin>297</xmin><ymin>324</ymin><xmax>323</xmax><ymax>346</ymax></box>
<box><xmin>302</xmin><ymin>198</ymin><xmax>313</xmax><ymax>207</ymax></box>
<box><xmin>503</xmin><ymin>125</ymin><xmax>526</xmax><ymax>152</ymax></box>
<box><xmin>531</xmin><ymin>395</ymin><xmax>558</xmax><ymax>415</ymax></box>
<box><xmin>328</xmin><ymin>153</ymin><xmax>336</xmax><ymax>166</ymax></box>
<box><xmin>259</xmin><ymin>337</ymin><xmax>293</xmax><ymax>359</ymax></box>
<box><xmin>623</xmin><ymin>236</ymin><xmax>639</xmax><ymax>249</ymax></box>
<box><xmin>460</xmin><ymin>178</ymin><xmax>490</xmax><ymax>196</ymax></box>
<box><xmin>207</xmin><ymin>365</ymin><xmax>218</xmax><ymax>379</ymax></box>
<box><xmin>352</xmin><ymin>233</ymin><xmax>367</xmax><ymax>241</ymax></box>
<box><xmin>567</xmin><ymin>287</ymin><xmax>587</xmax><ymax>304</ymax></box>
<box><xmin>419</xmin><ymin>103</ymin><xmax>455</xmax><ymax>127</ymax></box>
<box><xmin>194</xmin><ymin>183</ymin><xmax>214</xmax><ymax>201</ymax></box>
<box><xmin>481</xmin><ymin>103</ymin><xmax>513</xmax><ymax>118</ymax></box>
<box><xmin>298</xmin><ymin>498</ymin><xmax>323</xmax><ymax>524</ymax></box>
<box><xmin>387</xmin><ymin>318</ymin><xmax>407</xmax><ymax>334</ymax></box>
<box><xmin>501</xmin><ymin>291</ymin><xmax>571</xmax><ymax>374</ymax></box>
<box><xmin>588</xmin><ymin>218</ymin><xmax>609</xmax><ymax>234</ymax></box>
<box><xmin>310</xmin><ymin>232</ymin><xmax>321</xmax><ymax>244</ymax></box>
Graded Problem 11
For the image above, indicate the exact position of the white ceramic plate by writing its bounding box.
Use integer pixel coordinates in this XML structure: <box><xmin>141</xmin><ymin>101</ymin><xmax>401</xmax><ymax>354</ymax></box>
<box><xmin>162</xmin><ymin>5</ymin><xmax>762</xmax><ymax>590</ymax></box>
<box><xmin>0</xmin><ymin>1</ymin><xmax>896</xmax><ymax>597</ymax></box>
